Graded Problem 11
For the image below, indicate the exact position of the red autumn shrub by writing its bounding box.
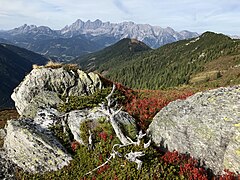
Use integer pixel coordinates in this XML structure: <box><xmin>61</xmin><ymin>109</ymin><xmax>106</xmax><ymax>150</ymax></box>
<box><xmin>122</xmin><ymin>88</ymin><xmax>194</xmax><ymax>129</ymax></box>
<box><xmin>71</xmin><ymin>141</ymin><xmax>80</xmax><ymax>152</ymax></box>
<box><xmin>98</xmin><ymin>131</ymin><xmax>108</xmax><ymax>142</ymax></box>
<box><xmin>161</xmin><ymin>151</ymin><xmax>208</xmax><ymax>180</ymax></box>
<box><xmin>219</xmin><ymin>169</ymin><xmax>239</xmax><ymax>180</ymax></box>
<box><xmin>97</xmin><ymin>164</ymin><xmax>110</xmax><ymax>174</ymax></box>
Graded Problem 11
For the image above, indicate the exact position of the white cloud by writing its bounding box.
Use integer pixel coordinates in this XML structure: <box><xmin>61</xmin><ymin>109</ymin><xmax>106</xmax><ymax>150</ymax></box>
<box><xmin>0</xmin><ymin>0</ymin><xmax>239</xmax><ymax>35</ymax></box>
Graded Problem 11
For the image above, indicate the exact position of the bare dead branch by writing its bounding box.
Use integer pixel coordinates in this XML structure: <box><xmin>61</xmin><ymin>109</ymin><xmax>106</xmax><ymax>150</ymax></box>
<box><xmin>85</xmin><ymin>83</ymin><xmax>152</xmax><ymax>175</ymax></box>
<box><xmin>125</xmin><ymin>151</ymin><xmax>145</xmax><ymax>170</ymax></box>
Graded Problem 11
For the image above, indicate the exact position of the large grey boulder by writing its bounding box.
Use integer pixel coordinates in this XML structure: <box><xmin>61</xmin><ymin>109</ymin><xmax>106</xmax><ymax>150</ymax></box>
<box><xmin>3</xmin><ymin>119</ymin><xmax>72</xmax><ymax>173</ymax></box>
<box><xmin>148</xmin><ymin>85</ymin><xmax>240</xmax><ymax>174</ymax></box>
<box><xmin>11</xmin><ymin>67</ymin><xmax>103</xmax><ymax>117</ymax></box>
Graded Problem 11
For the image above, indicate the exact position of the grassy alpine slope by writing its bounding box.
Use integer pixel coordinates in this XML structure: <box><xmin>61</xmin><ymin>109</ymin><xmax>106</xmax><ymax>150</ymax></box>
<box><xmin>73</xmin><ymin>32</ymin><xmax>240</xmax><ymax>90</ymax></box>
<box><xmin>72</xmin><ymin>38</ymin><xmax>151</xmax><ymax>72</ymax></box>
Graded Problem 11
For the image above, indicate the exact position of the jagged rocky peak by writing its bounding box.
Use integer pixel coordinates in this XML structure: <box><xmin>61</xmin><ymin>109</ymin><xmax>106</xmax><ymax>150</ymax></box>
<box><xmin>84</xmin><ymin>19</ymin><xmax>104</xmax><ymax>29</ymax></box>
<box><xmin>11</xmin><ymin>63</ymin><xmax>103</xmax><ymax>118</ymax></box>
<box><xmin>9</xmin><ymin>24</ymin><xmax>37</xmax><ymax>34</ymax></box>
<box><xmin>60</xmin><ymin>19</ymin><xmax>199</xmax><ymax>48</ymax></box>
<box><xmin>148</xmin><ymin>85</ymin><xmax>240</xmax><ymax>175</ymax></box>
<box><xmin>69</xmin><ymin>19</ymin><xmax>85</xmax><ymax>29</ymax></box>
<box><xmin>8</xmin><ymin>23</ymin><xmax>57</xmax><ymax>37</ymax></box>
<box><xmin>1</xmin><ymin>19</ymin><xmax>199</xmax><ymax>50</ymax></box>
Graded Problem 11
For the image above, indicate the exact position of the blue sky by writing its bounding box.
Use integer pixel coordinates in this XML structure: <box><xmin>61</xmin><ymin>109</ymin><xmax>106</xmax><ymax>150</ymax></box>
<box><xmin>0</xmin><ymin>0</ymin><xmax>240</xmax><ymax>35</ymax></box>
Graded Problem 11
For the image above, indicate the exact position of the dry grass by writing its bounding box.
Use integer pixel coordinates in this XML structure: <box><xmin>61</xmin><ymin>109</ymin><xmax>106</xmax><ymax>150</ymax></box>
<box><xmin>45</xmin><ymin>61</ymin><xmax>63</xmax><ymax>69</ymax></box>
<box><xmin>33</xmin><ymin>61</ymin><xmax>80</xmax><ymax>71</ymax></box>
<box><xmin>189</xmin><ymin>54</ymin><xmax>240</xmax><ymax>87</ymax></box>
<box><xmin>62</xmin><ymin>63</ymin><xmax>79</xmax><ymax>71</ymax></box>
<box><xmin>0</xmin><ymin>109</ymin><xmax>19</xmax><ymax>129</ymax></box>
<box><xmin>204</xmin><ymin>55</ymin><xmax>240</xmax><ymax>71</ymax></box>
<box><xmin>32</xmin><ymin>64</ymin><xmax>43</xmax><ymax>69</ymax></box>
<box><xmin>189</xmin><ymin>71</ymin><xmax>221</xmax><ymax>84</ymax></box>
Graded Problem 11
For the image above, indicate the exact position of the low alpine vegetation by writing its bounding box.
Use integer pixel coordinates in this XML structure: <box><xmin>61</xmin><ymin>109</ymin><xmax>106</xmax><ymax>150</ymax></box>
<box><xmin>15</xmin><ymin>84</ymin><xmax>239</xmax><ymax>179</ymax></box>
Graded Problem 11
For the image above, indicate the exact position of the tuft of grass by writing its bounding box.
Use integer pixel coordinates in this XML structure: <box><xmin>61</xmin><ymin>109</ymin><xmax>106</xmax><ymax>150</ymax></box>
<box><xmin>32</xmin><ymin>64</ymin><xmax>43</xmax><ymax>69</ymax></box>
<box><xmin>45</xmin><ymin>61</ymin><xmax>63</xmax><ymax>69</ymax></box>
<box><xmin>33</xmin><ymin>61</ymin><xmax>80</xmax><ymax>72</ymax></box>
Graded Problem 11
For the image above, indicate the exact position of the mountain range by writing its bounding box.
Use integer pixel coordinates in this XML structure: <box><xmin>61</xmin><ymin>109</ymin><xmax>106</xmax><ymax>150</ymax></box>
<box><xmin>73</xmin><ymin>32</ymin><xmax>240</xmax><ymax>89</ymax></box>
<box><xmin>0</xmin><ymin>19</ymin><xmax>198</xmax><ymax>61</ymax></box>
<box><xmin>0</xmin><ymin>43</ymin><xmax>48</xmax><ymax>108</ymax></box>
<box><xmin>61</xmin><ymin>19</ymin><xmax>199</xmax><ymax>48</ymax></box>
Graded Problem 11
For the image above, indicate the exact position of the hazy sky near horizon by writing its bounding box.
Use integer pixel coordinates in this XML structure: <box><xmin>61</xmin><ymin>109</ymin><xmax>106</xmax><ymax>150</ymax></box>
<box><xmin>0</xmin><ymin>0</ymin><xmax>240</xmax><ymax>35</ymax></box>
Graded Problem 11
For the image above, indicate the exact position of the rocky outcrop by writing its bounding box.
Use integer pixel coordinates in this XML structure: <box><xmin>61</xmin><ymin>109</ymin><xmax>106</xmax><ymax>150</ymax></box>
<box><xmin>3</xmin><ymin>119</ymin><xmax>72</xmax><ymax>173</ymax></box>
<box><xmin>2</xmin><ymin>106</ymin><xmax>137</xmax><ymax>174</ymax></box>
<box><xmin>11</xmin><ymin>67</ymin><xmax>103</xmax><ymax>117</ymax></box>
<box><xmin>33</xmin><ymin>107</ymin><xmax>138</xmax><ymax>145</ymax></box>
<box><xmin>67</xmin><ymin>107</ymin><xmax>137</xmax><ymax>144</ymax></box>
<box><xmin>148</xmin><ymin>86</ymin><xmax>240</xmax><ymax>174</ymax></box>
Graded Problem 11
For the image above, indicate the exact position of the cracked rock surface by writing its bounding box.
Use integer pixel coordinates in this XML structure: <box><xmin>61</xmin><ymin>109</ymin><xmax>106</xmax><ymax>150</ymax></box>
<box><xmin>3</xmin><ymin>119</ymin><xmax>72</xmax><ymax>173</ymax></box>
<box><xmin>148</xmin><ymin>85</ymin><xmax>240</xmax><ymax>174</ymax></box>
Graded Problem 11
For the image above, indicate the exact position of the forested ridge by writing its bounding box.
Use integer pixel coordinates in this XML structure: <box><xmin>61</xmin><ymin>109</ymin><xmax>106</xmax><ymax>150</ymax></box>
<box><xmin>74</xmin><ymin>32</ymin><xmax>240</xmax><ymax>89</ymax></box>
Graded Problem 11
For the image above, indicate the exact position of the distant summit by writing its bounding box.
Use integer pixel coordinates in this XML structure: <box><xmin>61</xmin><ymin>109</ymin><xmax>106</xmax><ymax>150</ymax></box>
<box><xmin>73</xmin><ymin>38</ymin><xmax>151</xmax><ymax>72</ymax></box>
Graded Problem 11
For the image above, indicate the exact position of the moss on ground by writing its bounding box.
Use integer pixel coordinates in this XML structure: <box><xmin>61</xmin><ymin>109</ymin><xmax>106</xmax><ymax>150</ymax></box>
<box><xmin>57</xmin><ymin>87</ymin><xmax>125</xmax><ymax>113</ymax></box>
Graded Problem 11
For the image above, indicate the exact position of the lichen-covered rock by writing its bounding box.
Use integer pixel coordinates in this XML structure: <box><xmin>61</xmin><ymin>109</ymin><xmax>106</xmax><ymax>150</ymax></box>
<box><xmin>67</xmin><ymin>107</ymin><xmax>137</xmax><ymax>145</ymax></box>
<box><xmin>3</xmin><ymin>119</ymin><xmax>72</xmax><ymax>173</ymax></box>
<box><xmin>11</xmin><ymin>67</ymin><xmax>103</xmax><ymax>117</ymax></box>
<box><xmin>21</xmin><ymin>91</ymin><xmax>63</xmax><ymax>118</ymax></box>
<box><xmin>27</xmin><ymin>107</ymin><xmax>137</xmax><ymax>145</ymax></box>
<box><xmin>148</xmin><ymin>85</ymin><xmax>240</xmax><ymax>174</ymax></box>
<box><xmin>0</xmin><ymin>149</ymin><xmax>17</xmax><ymax>180</ymax></box>
<box><xmin>33</xmin><ymin>108</ymin><xmax>61</xmax><ymax>131</ymax></box>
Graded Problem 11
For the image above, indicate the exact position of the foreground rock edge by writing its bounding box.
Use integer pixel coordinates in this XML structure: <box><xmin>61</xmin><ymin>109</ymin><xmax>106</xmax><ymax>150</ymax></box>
<box><xmin>148</xmin><ymin>85</ymin><xmax>240</xmax><ymax>174</ymax></box>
